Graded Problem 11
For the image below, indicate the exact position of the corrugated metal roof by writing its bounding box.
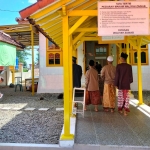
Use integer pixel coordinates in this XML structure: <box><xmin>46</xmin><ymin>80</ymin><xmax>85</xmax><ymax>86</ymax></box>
<box><xmin>0</xmin><ymin>31</ymin><xmax>25</xmax><ymax>49</ymax></box>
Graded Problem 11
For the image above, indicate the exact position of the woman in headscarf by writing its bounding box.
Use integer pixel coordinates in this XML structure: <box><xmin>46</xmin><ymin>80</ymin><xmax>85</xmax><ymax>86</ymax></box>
<box><xmin>85</xmin><ymin>60</ymin><xmax>101</xmax><ymax>112</ymax></box>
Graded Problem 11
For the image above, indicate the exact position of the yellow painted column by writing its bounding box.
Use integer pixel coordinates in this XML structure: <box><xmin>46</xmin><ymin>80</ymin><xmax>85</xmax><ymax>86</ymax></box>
<box><xmin>31</xmin><ymin>25</ymin><xmax>35</xmax><ymax>96</ymax></box>
<box><xmin>119</xmin><ymin>43</ymin><xmax>122</xmax><ymax>54</ymax></box>
<box><xmin>137</xmin><ymin>38</ymin><xmax>143</xmax><ymax>104</ymax></box>
<box><xmin>69</xmin><ymin>36</ymin><xmax>73</xmax><ymax>115</ymax></box>
<box><xmin>126</xmin><ymin>42</ymin><xmax>129</xmax><ymax>64</ymax></box>
<box><xmin>118</xmin><ymin>43</ymin><xmax>122</xmax><ymax>64</ymax></box>
<box><xmin>60</xmin><ymin>15</ymin><xmax>74</xmax><ymax>140</ymax></box>
<box><xmin>12</xmin><ymin>66</ymin><xmax>15</xmax><ymax>84</ymax></box>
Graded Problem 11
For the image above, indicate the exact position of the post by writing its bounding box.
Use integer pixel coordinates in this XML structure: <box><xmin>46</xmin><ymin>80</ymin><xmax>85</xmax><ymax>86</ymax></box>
<box><xmin>137</xmin><ymin>38</ymin><xmax>143</xmax><ymax>104</ymax></box>
<box><xmin>31</xmin><ymin>25</ymin><xmax>35</xmax><ymax>96</ymax></box>
<box><xmin>69</xmin><ymin>36</ymin><xmax>73</xmax><ymax>115</ymax></box>
<box><xmin>60</xmin><ymin>13</ymin><xmax>74</xmax><ymax>140</ymax></box>
<box><xmin>126</xmin><ymin>42</ymin><xmax>129</xmax><ymax>64</ymax></box>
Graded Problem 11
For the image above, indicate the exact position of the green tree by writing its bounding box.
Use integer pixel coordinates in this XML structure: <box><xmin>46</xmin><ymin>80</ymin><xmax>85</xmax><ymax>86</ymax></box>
<box><xmin>16</xmin><ymin>50</ymin><xmax>31</xmax><ymax>66</ymax></box>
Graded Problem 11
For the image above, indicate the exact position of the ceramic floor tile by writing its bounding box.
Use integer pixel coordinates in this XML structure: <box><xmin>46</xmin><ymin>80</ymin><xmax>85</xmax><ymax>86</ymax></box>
<box><xmin>75</xmin><ymin>101</ymin><xmax>150</xmax><ymax>147</ymax></box>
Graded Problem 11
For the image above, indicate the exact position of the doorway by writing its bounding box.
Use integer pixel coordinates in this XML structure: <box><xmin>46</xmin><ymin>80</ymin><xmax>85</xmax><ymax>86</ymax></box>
<box><xmin>85</xmin><ymin>41</ymin><xmax>109</xmax><ymax>72</ymax></box>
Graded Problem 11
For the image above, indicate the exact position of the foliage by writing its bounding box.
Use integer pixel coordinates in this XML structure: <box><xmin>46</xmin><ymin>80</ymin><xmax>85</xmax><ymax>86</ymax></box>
<box><xmin>23</xmin><ymin>68</ymin><xmax>29</xmax><ymax>72</ymax></box>
<box><xmin>16</xmin><ymin>50</ymin><xmax>31</xmax><ymax>65</ymax></box>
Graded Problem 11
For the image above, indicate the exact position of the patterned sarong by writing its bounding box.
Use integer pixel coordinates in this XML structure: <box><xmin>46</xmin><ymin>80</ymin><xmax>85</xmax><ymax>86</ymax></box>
<box><xmin>118</xmin><ymin>90</ymin><xmax>130</xmax><ymax>112</ymax></box>
<box><xmin>85</xmin><ymin>90</ymin><xmax>101</xmax><ymax>105</ymax></box>
<box><xmin>103</xmin><ymin>83</ymin><xmax>116</xmax><ymax>109</ymax></box>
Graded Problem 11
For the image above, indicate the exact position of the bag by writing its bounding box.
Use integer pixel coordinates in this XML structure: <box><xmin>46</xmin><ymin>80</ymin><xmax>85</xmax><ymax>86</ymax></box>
<box><xmin>9</xmin><ymin>83</ymin><xmax>14</xmax><ymax>88</ymax></box>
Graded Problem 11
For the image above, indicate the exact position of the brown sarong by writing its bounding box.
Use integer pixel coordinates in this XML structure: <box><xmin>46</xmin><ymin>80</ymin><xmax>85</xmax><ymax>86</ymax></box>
<box><xmin>85</xmin><ymin>90</ymin><xmax>101</xmax><ymax>105</ymax></box>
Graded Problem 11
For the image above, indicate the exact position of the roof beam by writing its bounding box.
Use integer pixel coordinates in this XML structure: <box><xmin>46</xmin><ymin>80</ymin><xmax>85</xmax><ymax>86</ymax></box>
<box><xmin>68</xmin><ymin>10</ymin><xmax>97</xmax><ymax>16</ymax></box>
<box><xmin>73</xmin><ymin>32</ymin><xmax>85</xmax><ymax>45</ymax></box>
<box><xmin>75</xmin><ymin>28</ymin><xmax>97</xmax><ymax>32</ymax></box>
<box><xmin>81</xmin><ymin>37</ymin><xmax>98</xmax><ymax>41</ymax></box>
<box><xmin>69</xmin><ymin>16</ymin><xmax>88</xmax><ymax>35</ymax></box>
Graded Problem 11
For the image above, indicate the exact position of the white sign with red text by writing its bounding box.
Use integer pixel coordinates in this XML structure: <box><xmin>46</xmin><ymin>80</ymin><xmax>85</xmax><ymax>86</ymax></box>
<box><xmin>98</xmin><ymin>1</ymin><xmax>149</xmax><ymax>36</ymax></box>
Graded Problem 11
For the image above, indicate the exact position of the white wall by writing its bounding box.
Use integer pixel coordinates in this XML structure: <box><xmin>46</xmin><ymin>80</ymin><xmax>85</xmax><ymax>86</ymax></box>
<box><xmin>77</xmin><ymin>43</ymin><xmax>85</xmax><ymax>86</ymax></box>
<box><xmin>131</xmin><ymin>44</ymin><xmax>150</xmax><ymax>91</ymax></box>
<box><xmin>37</xmin><ymin>33</ymin><xmax>63</xmax><ymax>93</ymax></box>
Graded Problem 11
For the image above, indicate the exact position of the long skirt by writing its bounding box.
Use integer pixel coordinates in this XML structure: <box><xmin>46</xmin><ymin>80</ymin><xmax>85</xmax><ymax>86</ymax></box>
<box><xmin>85</xmin><ymin>90</ymin><xmax>101</xmax><ymax>105</ymax></box>
<box><xmin>118</xmin><ymin>89</ymin><xmax>130</xmax><ymax>112</ymax></box>
<box><xmin>103</xmin><ymin>83</ymin><xmax>116</xmax><ymax>109</ymax></box>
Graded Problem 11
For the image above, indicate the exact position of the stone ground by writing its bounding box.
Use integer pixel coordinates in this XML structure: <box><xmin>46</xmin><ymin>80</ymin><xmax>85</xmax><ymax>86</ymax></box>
<box><xmin>0</xmin><ymin>86</ymin><xmax>64</xmax><ymax>144</ymax></box>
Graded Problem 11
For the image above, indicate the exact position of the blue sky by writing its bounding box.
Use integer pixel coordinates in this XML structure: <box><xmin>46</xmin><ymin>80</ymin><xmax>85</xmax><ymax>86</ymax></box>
<box><xmin>0</xmin><ymin>0</ymin><xmax>38</xmax><ymax>67</ymax></box>
<box><xmin>0</xmin><ymin>0</ymin><xmax>37</xmax><ymax>25</ymax></box>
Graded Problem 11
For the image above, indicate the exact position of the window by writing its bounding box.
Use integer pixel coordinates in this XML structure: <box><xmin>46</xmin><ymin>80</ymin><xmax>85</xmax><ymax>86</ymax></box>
<box><xmin>120</xmin><ymin>45</ymin><xmax>149</xmax><ymax>65</ymax></box>
<box><xmin>95</xmin><ymin>45</ymin><xmax>108</xmax><ymax>56</ymax></box>
<box><xmin>132</xmin><ymin>51</ymin><xmax>148</xmax><ymax>65</ymax></box>
<box><xmin>46</xmin><ymin>39</ymin><xmax>62</xmax><ymax>67</ymax></box>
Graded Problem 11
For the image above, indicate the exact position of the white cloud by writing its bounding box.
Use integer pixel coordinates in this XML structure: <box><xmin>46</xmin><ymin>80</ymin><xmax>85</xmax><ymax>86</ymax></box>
<box><xmin>28</xmin><ymin>0</ymin><xmax>37</xmax><ymax>4</ymax></box>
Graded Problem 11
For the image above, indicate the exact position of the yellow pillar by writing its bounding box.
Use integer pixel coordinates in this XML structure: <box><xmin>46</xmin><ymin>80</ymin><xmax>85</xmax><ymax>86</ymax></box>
<box><xmin>31</xmin><ymin>25</ymin><xmax>35</xmax><ymax>96</ymax></box>
<box><xmin>118</xmin><ymin>43</ymin><xmax>122</xmax><ymax>64</ymax></box>
<box><xmin>126</xmin><ymin>42</ymin><xmax>129</xmax><ymax>64</ymax></box>
<box><xmin>137</xmin><ymin>38</ymin><xmax>143</xmax><ymax>104</ymax></box>
<box><xmin>69</xmin><ymin>36</ymin><xmax>73</xmax><ymax>115</ymax></box>
<box><xmin>60</xmin><ymin>15</ymin><xmax>74</xmax><ymax>140</ymax></box>
<box><xmin>12</xmin><ymin>66</ymin><xmax>15</xmax><ymax>84</ymax></box>
<box><xmin>119</xmin><ymin>43</ymin><xmax>122</xmax><ymax>54</ymax></box>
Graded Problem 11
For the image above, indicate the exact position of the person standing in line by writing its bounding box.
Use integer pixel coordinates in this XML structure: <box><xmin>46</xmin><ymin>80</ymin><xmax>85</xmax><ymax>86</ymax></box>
<box><xmin>101</xmin><ymin>56</ymin><xmax>116</xmax><ymax>113</ymax></box>
<box><xmin>95</xmin><ymin>62</ymin><xmax>102</xmax><ymax>74</ymax></box>
<box><xmin>114</xmin><ymin>52</ymin><xmax>133</xmax><ymax>116</ymax></box>
<box><xmin>57</xmin><ymin>56</ymin><xmax>82</xmax><ymax>99</ymax></box>
<box><xmin>72</xmin><ymin>56</ymin><xmax>82</xmax><ymax>88</ymax></box>
<box><xmin>85</xmin><ymin>60</ymin><xmax>101</xmax><ymax>112</ymax></box>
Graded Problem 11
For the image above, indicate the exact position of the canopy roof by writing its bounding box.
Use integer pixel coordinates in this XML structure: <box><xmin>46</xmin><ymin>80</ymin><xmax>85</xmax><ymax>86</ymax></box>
<box><xmin>0</xmin><ymin>24</ymin><xmax>39</xmax><ymax>48</ymax></box>
<box><xmin>0</xmin><ymin>31</ymin><xmax>24</xmax><ymax>49</ymax></box>
<box><xmin>17</xmin><ymin>0</ymin><xmax>150</xmax><ymax>49</ymax></box>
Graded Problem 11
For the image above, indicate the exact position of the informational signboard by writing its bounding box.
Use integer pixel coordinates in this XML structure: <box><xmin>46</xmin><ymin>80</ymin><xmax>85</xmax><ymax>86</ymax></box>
<box><xmin>102</xmin><ymin>36</ymin><xmax>124</xmax><ymax>41</ymax></box>
<box><xmin>98</xmin><ymin>1</ymin><xmax>149</xmax><ymax>36</ymax></box>
<box><xmin>98</xmin><ymin>36</ymin><xmax>127</xmax><ymax>44</ymax></box>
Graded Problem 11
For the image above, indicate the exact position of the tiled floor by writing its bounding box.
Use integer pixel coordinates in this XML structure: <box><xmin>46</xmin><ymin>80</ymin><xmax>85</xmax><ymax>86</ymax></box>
<box><xmin>75</xmin><ymin>102</ymin><xmax>150</xmax><ymax>147</ymax></box>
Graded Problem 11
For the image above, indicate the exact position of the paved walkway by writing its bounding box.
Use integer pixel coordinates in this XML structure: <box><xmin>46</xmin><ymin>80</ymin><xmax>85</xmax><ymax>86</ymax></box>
<box><xmin>75</xmin><ymin>100</ymin><xmax>150</xmax><ymax>147</ymax></box>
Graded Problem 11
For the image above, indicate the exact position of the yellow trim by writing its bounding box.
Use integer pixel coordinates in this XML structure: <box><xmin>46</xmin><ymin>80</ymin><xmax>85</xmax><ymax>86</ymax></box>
<box><xmin>68</xmin><ymin>10</ymin><xmax>97</xmax><ymax>16</ymax></box>
<box><xmin>46</xmin><ymin>52</ymin><xmax>63</xmax><ymax>67</ymax></box>
<box><xmin>75</xmin><ymin>28</ymin><xmax>97</xmax><ymax>32</ymax></box>
<box><xmin>31</xmin><ymin>0</ymin><xmax>71</xmax><ymax>19</ymax></box>
<box><xmin>46</xmin><ymin>39</ymin><xmax>63</xmax><ymax>67</ymax></box>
